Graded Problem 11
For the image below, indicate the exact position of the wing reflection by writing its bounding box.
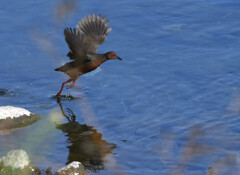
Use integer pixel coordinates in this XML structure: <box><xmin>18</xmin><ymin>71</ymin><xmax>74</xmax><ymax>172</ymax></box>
<box><xmin>57</xmin><ymin>100</ymin><xmax>117</xmax><ymax>172</ymax></box>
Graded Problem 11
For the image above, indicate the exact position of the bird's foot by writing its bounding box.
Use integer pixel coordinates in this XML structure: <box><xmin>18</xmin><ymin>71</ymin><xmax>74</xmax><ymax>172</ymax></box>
<box><xmin>67</xmin><ymin>81</ymin><xmax>76</xmax><ymax>89</ymax></box>
<box><xmin>55</xmin><ymin>93</ymin><xmax>61</xmax><ymax>97</ymax></box>
<box><xmin>67</xmin><ymin>85</ymin><xmax>73</xmax><ymax>89</ymax></box>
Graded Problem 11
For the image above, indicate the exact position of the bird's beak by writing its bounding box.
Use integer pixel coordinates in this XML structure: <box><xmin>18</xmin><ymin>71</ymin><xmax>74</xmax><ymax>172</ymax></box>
<box><xmin>117</xmin><ymin>56</ymin><xmax>122</xmax><ymax>61</ymax></box>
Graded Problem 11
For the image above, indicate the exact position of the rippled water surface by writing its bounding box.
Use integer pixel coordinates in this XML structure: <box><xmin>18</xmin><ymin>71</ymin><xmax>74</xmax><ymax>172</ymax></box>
<box><xmin>1</xmin><ymin>0</ymin><xmax>240</xmax><ymax>174</ymax></box>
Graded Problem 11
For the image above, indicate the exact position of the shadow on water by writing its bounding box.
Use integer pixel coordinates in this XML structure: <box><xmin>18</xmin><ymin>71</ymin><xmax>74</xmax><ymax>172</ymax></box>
<box><xmin>56</xmin><ymin>98</ymin><xmax>117</xmax><ymax>172</ymax></box>
<box><xmin>0</xmin><ymin>89</ymin><xmax>15</xmax><ymax>97</ymax></box>
<box><xmin>50</xmin><ymin>93</ymin><xmax>82</xmax><ymax>101</ymax></box>
<box><xmin>0</xmin><ymin>89</ymin><xmax>6</xmax><ymax>96</ymax></box>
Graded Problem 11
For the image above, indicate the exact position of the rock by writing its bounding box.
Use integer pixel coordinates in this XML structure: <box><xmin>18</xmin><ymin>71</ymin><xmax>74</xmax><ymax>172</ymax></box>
<box><xmin>45</xmin><ymin>167</ymin><xmax>52</xmax><ymax>175</ymax></box>
<box><xmin>208</xmin><ymin>167</ymin><xmax>217</xmax><ymax>175</ymax></box>
<box><xmin>0</xmin><ymin>149</ymin><xmax>39</xmax><ymax>175</ymax></box>
<box><xmin>0</xmin><ymin>149</ymin><xmax>30</xmax><ymax>169</ymax></box>
<box><xmin>0</xmin><ymin>106</ymin><xmax>41</xmax><ymax>130</ymax></box>
<box><xmin>55</xmin><ymin>161</ymin><xmax>87</xmax><ymax>175</ymax></box>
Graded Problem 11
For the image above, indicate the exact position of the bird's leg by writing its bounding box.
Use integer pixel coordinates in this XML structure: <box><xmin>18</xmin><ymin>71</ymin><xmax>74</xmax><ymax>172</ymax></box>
<box><xmin>67</xmin><ymin>80</ymin><xmax>76</xmax><ymax>89</ymax></box>
<box><xmin>56</xmin><ymin>80</ymin><xmax>71</xmax><ymax>97</ymax></box>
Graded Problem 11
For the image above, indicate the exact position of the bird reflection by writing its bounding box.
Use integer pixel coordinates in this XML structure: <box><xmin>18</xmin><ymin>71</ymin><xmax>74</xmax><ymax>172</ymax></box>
<box><xmin>56</xmin><ymin>99</ymin><xmax>117</xmax><ymax>172</ymax></box>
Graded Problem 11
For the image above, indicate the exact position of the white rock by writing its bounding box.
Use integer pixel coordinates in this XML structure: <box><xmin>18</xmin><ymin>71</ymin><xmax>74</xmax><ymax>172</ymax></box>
<box><xmin>56</xmin><ymin>161</ymin><xmax>87</xmax><ymax>175</ymax></box>
<box><xmin>0</xmin><ymin>149</ymin><xmax>30</xmax><ymax>169</ymax></box>
<box><xmin>58</xmin><ymin>161</ymin><xmax>81</xmax><ymax>171</ymax></box>
<box><xmin>0</xmin><ymin>106</ymin><xmax>31</xmax><ymax>119</ymax></box>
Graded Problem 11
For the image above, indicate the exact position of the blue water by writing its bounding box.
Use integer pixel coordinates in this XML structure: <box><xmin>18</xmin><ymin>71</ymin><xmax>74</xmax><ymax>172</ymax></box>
<box><xmin>1</xmin><ymin>0</ymin><xmax>240</xmax><ymax>174</ymax></box>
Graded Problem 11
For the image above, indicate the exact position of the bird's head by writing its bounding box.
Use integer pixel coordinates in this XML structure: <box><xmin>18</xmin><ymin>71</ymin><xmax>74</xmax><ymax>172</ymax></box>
<box><xmin>106</xmin><ymin>51</ymin><xmax>122</xmax><ymax>60</ymax></box>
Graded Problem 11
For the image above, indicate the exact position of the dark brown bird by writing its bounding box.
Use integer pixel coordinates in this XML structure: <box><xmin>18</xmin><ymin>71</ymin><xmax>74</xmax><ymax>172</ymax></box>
<box><xmin>55</xmin><ymin>14</ymin><xmax>122</xmax><ymax>96</ymax></box>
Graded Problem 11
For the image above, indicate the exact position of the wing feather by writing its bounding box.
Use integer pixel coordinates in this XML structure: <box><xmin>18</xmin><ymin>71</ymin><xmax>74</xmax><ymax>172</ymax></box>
<box><xmin>64</xmin><ymin>14</ymin><xmax>112</xmax><ymax>60</ymax></box>
<box><xmin>64</xmin><ymin>28</ymin><xmax>86</xmax><ymax>61</ymax></box>
<box><xmin>77</xmin><ymin>14</ymin><xmax>112</xmax><ymax>53</ymax></box>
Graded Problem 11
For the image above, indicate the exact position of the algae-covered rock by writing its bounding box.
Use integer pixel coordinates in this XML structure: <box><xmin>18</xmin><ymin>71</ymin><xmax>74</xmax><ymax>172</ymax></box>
<box><xmin>0</xmin><ymin>149</ymin><xmax>30</xmax><ymax>169</ymax></box>
<box><xmin>0</xmin><ymin>149</ymin><xmax>39</xmax><ymax>175</ymax></box>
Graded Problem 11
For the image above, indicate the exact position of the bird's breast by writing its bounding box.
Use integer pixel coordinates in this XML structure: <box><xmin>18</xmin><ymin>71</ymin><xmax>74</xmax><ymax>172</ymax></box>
<box><xmin>80</xmin><ymin>63</ymin><xmax>97</xmax><ymax>74</ymax></box>
<box><xmin>80</xmin><ymin>59</ymin><xmax>105</xmax><ymax>74</ymax></box>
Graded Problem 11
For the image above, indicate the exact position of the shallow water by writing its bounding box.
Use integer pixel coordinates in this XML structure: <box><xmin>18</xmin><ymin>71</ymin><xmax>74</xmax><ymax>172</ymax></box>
<box><xmin>1</xmin><ymin>0</ymin><xmax>240</xmax><ymax>174</ymax></box>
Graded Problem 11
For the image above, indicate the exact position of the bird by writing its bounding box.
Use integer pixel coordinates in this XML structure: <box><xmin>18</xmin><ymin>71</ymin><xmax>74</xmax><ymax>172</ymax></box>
<box><xmin>55</xmin><ymin>14</ymin><xmax>122</xmax><ymax>97</ymax></box>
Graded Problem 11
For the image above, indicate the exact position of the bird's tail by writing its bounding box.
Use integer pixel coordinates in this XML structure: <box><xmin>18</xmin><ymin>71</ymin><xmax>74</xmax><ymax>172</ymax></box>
<box><xmin>55</xmin><ymin>68</ymin><xmax>60</xmax><ymax>71</ymax></box>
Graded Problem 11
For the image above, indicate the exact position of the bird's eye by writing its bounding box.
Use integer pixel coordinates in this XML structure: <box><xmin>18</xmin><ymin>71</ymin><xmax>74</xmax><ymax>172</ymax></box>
<box><xmin>109</xmin><ymin>53</ymin><xmax>116</xmax><ymax>58</ymax></box>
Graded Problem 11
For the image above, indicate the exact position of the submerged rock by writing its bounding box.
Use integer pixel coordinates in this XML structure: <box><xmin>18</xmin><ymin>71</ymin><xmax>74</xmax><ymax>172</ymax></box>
<box><xmin>55</xmin><ymin>161</ymin><xmax>87</xmax><ymax>175</ymax></box>
<box><xmin>0</xmin><ymin>149</ymin><xmax>39</xmax><ymax>175</ymax></box>
<box><xmin>208</xmin><ymin>167</ymin><xmax>217</xmax><ymax>175</ymax></box>
<box><xmin>0</xmin><ymin>106</ymin><xmax>41</xmax><ymax>130</ymax></box>
<box><xmin>0</xmin><ymin>89</ymin><xmax>15</xmax><ymax>96</ymax></box>
<box><xmin>0</xmin><ymin>89</ymin><xmax>6</xmax><ymax>96</ymax></box>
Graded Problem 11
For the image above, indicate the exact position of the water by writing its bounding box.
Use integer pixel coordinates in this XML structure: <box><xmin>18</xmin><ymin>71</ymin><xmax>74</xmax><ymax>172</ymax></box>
<box><xmin>1</xmin><ymin>0</ymin><xmax>240</xmax><ymax>174</ymax></box>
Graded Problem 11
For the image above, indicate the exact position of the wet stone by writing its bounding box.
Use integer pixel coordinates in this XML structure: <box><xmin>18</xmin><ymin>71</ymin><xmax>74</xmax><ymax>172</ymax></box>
<box><xmin>55</xmin><ymin>161</ymin><xmax>87</xmax><ymax>175</ymax></box>
<box><xmin>45</xmin><ymin>167</ymin><xmax>52</xmax><ymax>175</ymax></box>
<box><xmin>0</xmin><ymin>106</ymin><xmax>41</xmax><ymax>130</ymax></box>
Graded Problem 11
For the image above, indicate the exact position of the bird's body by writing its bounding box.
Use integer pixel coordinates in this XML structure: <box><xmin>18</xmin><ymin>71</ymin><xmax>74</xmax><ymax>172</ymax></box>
<box><xmin>55</xmin><ymin>14</ymin><xmax>122</xmax><ymax>96</ymax></box>
<box><xmin>55</xmin><ymin>53</ymin><xmax>107</xmax><ymax>80</ymax></box>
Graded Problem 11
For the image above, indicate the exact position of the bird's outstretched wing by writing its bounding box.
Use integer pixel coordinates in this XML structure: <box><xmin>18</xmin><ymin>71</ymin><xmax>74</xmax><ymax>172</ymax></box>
<box><xmin>64</xmin><ymin>28</ymin><xmax>86</xmax><ymax>60</ymax></box>
<box><xmin>77</xmin><ymin>14</ymin><xmax>112</xmax><ymax>54</ymax></box>
<box><xmin>64</xmin><ymin>14</ymin><xmax>112</xmax><ymax>62</ymax></box>
<box><xmin>64</xmin><ymin>14</ymin><xmax>111</xmax><ymax>61</ymax></box>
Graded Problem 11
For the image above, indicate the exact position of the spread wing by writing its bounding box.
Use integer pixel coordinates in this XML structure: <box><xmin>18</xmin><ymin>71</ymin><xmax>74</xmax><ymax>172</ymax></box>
<box><xmin>77</xmin><ymin>14</ymin><xmax>112</xmax><ymax>54</ymax></box>
<box><xmin>64</xmin><ymin>28</ymin><xmax>86</xmax><ymax>60</ymax></box>
<box><xmin>64</xmin><ymin>14</ymin><xmax>112</xmax><ymax>61</ymax></box>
